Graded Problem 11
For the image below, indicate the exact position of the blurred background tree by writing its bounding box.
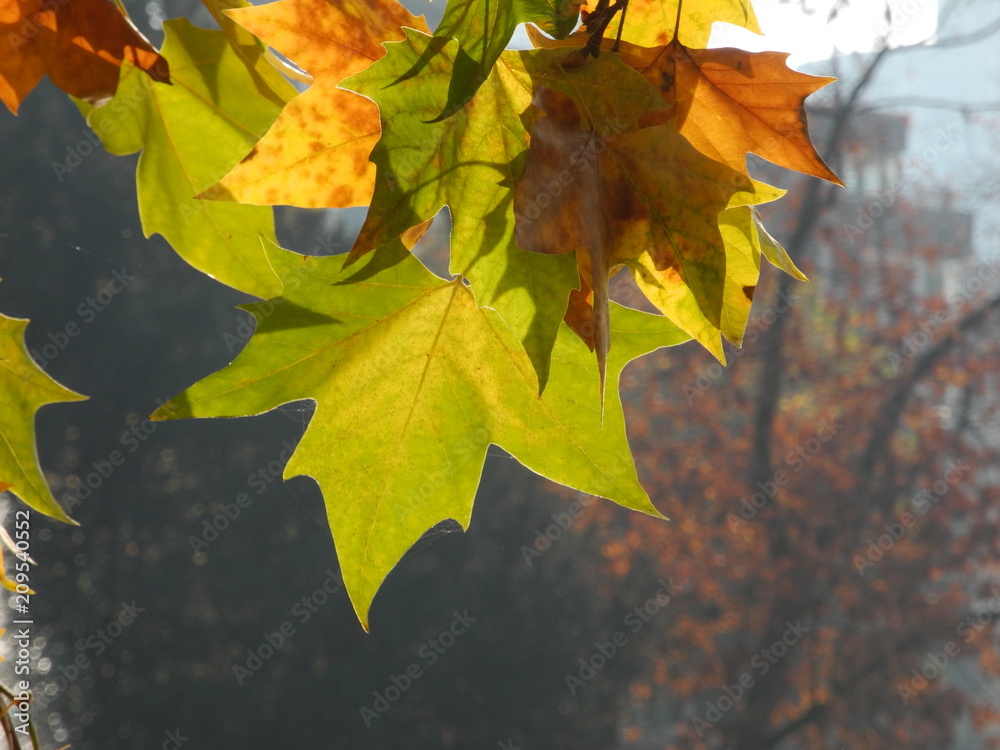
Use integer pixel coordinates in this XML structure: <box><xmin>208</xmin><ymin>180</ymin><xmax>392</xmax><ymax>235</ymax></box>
<box><xmin>558</xmin><ymin>2</ymin><xmax>1000</xmax><ymax>747</ymax></box>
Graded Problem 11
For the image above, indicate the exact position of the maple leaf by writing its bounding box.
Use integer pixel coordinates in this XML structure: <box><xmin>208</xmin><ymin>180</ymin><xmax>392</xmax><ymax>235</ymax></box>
<box><xmin>581</xmin><ymin>0</ymin><xmax>760</xmax><ymax>48</ymax></box>
<box><xmin>341</xmin><ymin>30</ymin><xmax>664</xmax><ymax>390</ymax></box>
<box><xmin>639</xmin><ymin>201</ymin><xmax>784</xmax><ymax>352</ymax></box>
<box><xmin>752</xmin><ymin>206</ymin><xmax>807</xmax><ymax>281</ymax></box>
<box><xmin>0</xmin><ymin>313</ymin><xmax>85</xmax><ymax>523</ymax></box>
<box><xmin>199</xmin><ymin>0</ymin><xmax>299</xmax><ymax>108</ymax></box>
<box><xmin>515</xmin><ymin>85</ymin><xmax>779</xmax><ymax>385</ymax></box>
<box><xmin>0</xmin><ymin>0</ymin><xmax>168</xmax><ymax>114</ymax></box>
<box><xmin>433</xmin><ymin>0</ymin><xmax>582</xmax><ymax>117</ymax></box>
<box><xmin>81</xmin><ymin>19</ymin><xmax>295</xmax><ymax>299</ymax></box>
<box><xmin>205</xmin><ymin>0</ymin><xmax>427</xmax><ymax>209</ymax></box>
<box><xmin>620</xmin><ymin>41</ymin><xmax>842</xmax><ymax>182</ymax></box>
<box><xmin>151</xmin><ymin>239</ymin><xmax>689</xmax><ymax>627</ymax></box>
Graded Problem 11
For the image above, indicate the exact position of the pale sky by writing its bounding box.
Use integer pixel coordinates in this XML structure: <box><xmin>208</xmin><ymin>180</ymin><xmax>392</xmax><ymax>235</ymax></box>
<box><xmin>509</xmin><ymin>0</ymin><xmax>940</xmax><ymax>65</ymax></box>
<box><xmin>710</xmin><ymin>0</ymin><xmax>939</xmax><ymax>65</ymax></box>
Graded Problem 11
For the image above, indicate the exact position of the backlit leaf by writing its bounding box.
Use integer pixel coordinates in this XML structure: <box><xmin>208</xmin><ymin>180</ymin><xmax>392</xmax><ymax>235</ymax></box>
<box><xmin>82</xmin><ymin>19</ymin><xmax>292</xmax><ymax>298</ymax></box>
<box><xmin>581</xmin><ymin>0</ymin><xmax>760</xmax><ymax>48</ymax></box>
<box><xmin>433</xmin><ymin>0</ymin><xmax>582</xmax><ymax>116</ymax></box>
<box><xmin>515</xmin><ymin>86</ymin><xmax>760</xmax><ymax>379</ymax></box>
<box><xmin>621</xmin><ymin>41</ymin><xmax>842</xmax><ymax>182</ymax></box>
<box><xmin>207</xmin><ymin>0</ymin><xmax>428</xmax><ymax>209</ymax></box>
<box><xmin>152</xmin><ymin>239</ymin><xmax>689</xmax><ymax>626</ymax></box>
<box><xmin>0</xmin><ymin>0</ymin><xmax>168</xmax><ymax>113</ymax></box>
<box><xmin>0</xmin><ymin>313</ymin><xmax>85</xmax><ymax>523</ymax></box>
<box><xmin>343</xmin><ymin>32</ymin><xmax>665</xmax><ymax>389</ymax></box>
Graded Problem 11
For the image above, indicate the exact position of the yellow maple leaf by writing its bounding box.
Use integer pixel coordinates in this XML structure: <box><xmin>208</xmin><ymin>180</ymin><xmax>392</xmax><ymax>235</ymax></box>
<box><xmin>581</xmin><ymin>0</ymin><xmax>759</xmax><ymax>48</ymax></box>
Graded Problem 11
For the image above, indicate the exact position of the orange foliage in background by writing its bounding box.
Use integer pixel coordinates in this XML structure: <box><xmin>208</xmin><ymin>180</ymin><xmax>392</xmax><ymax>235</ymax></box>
<box><xmin>569</xmin><ymin>170</ymin><xmax>1000</xmax><ymax>748</ymax></box>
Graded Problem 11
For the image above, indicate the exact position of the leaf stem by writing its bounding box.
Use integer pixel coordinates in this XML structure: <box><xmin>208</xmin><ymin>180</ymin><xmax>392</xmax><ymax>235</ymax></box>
<box><xmin>672</xmin><ymin>0</ymin><xmax>683</xmax><ymax>44</ymax></box>
<box><xmin>611</xmin><ymin>0</ymin><xmax>630</xmax><ymax>51</ymax></box>
<box><xmin>581</xmin><ymin>0</ymin><xmax>628</xmax><ymax>58</ymax></box>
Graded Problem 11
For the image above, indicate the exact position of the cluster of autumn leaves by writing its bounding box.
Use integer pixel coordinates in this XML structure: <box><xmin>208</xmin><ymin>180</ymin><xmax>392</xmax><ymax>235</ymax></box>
<box><xmin>0</xmin><ymin>0</ymin><xmax>839</xmax><ymax>625</ymax></box>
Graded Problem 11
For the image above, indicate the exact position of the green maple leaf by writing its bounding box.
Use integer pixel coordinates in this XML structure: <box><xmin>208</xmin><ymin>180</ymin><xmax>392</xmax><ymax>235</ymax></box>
<box><xmin>81</xmin><ymin>19</ymin><xmax>295</xmax><ymax>299</ymax></box>
<box><xmin>199</xmin><ymin>0</ymin><xmax>301</xmax><ymax>110</ymax></box>
<box><xmin>434</xmin><ymin>0</ymin><xmax>581</xmax><ymax>116</ymax></box>
<box><xmin>0</xmin><ymin>313</ymin><xmax>85</xmax><ymax>523</ymax></box>
<box><xmin>342</xmin><ymin>30</ymin><xmax>665</xmax><ymax>391</ymax></box>
<box><xmin>152</xmin><ymin>239</ymin><xmax>689</xmax><ymax>627</ymax></box>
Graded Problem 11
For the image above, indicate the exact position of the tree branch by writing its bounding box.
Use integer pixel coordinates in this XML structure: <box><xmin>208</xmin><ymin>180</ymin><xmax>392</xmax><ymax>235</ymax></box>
<box><xmin>858</xmin><ymin>290</ymin><xmax>1000</xmax><ymax>503</ymax></box>
<box><xmin>762</xmin><ymin>702</ymin><xmax>827</xmax><ymax>748</ymax></box>
<box><xmin>748</xmin><ymin>42</ymin><xmax>892</xmax><ymax>523</ymax></box>
<box><xmin>856</xmin><ymin>98</ymin><xmax>1000</xmax><ymax>113</ymax></box>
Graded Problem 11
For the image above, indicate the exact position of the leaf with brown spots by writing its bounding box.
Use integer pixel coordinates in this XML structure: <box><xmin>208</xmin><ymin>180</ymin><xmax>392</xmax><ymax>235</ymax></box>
<box><xmin>633</xmin><ymin>198</ymin><xmax>787</xmax><ymax>354</ymax></box>
<box><xmin>205</xmin><ymin>0</ymin><xmax>428</xmax><ymax>209</ymax></box>
<box><xmin>514</xmin><ymin>85</ymin><xmax>782</xmax><ymax>382</ymax></box>
<box><xmin>0</xmin><ymin>0</ymin><xmax>168</xmax><ymax>114</ymax></box>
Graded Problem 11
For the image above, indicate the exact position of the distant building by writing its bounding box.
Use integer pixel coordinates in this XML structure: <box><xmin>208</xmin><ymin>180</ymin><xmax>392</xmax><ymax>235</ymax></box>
<box><xmin>817</xmin><ymin>107</ymin><xmax>973</xmax><ymax>300</ymax></box>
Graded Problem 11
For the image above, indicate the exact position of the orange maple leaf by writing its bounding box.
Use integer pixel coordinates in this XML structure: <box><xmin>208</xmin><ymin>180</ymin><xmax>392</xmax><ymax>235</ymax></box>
<box><xmin>621</xmin><ymin>41</ymin><xmax>842</xmax><ymax>183</ymax></box>
<box><xmin>526</xmin><ymin>26</ymin><xmax>841</xmax><ymax>183</ymax></box>
<box><xmin>0</xmin><ymin>0</ymin><xmax>168</xmax><ymax>114</ymax></box>
<box><xmin>206</xmin><ymin>0</ymin><xmax>428</xmax><ymax>209</ymax></box>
